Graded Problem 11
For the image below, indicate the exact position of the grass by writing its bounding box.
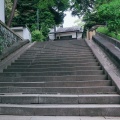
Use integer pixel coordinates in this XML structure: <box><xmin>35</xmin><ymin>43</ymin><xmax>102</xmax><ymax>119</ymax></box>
<box><xmin>96</xmin><ymin>27</ymin><xmax>120</xmax><ymax>40</ymax></box>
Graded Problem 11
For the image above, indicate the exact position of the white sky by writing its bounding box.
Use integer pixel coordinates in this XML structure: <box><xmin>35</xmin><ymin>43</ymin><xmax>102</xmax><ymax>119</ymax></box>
<box><xmin>63</xmin><ymin>11</ymin><xmax>78</xmax><ymax>27</ymax></box>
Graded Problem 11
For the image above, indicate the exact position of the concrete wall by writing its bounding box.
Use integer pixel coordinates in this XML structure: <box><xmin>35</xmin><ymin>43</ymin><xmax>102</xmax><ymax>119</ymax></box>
<box><xmin>77</xmin><ymin>33</ymin><xmax>82</xmax><ymax>39</ymax></box>
<box><xmin>15</xmin><ymin>31</ymin><xmax>23</xmax><ymax>38</ymax></box>
<box><xmin>49</xmin><ymin>34</ymin><xmax>55</xmax><ymax>40</ymax></box>
<box><xmin>23</xmin><ymin>28</ymin><xmax>31</xmax><ymax>41</ymax></box>
<box><xmin>56</xmin><ymin>32</ymin><xmax>76</xmax><ymax>38</ymax></box>
<box><xmin>0</xmin><ymin>0</ymin><xmax>5</xmax><ymax>23</ymax></box>
<box><xmin>49</xmin><ymin>28</ymin><xmax>55</xmax><ymax>40</ymax></box>
<box><xmin>11</xmin><ymin>27</ymin><xmax>31</xmax><ymax>41</ymax></box>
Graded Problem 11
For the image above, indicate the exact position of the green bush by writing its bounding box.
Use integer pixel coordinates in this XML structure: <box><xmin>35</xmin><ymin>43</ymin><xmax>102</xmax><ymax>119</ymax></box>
<box><xmin>32</xmin><ymin>30</ymin><xmax>44</xmax><ymax>42</ymax></box>
<box><xmin>96</xmin><ymin>27</ymin><xmax>108</xmax><ymax>34</ymax></box>
<box><xmin>97</xmin><ymin>0</ymin><xmax>120</xmax><ymax>36</ymax></box>
<box><xmin>97</xmin><ymin>27</ymin><xmax>120</xmax><ymax>40</ymax></box>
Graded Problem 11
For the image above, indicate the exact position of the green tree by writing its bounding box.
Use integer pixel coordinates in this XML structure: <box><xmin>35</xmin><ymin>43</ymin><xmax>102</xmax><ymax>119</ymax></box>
<box><xmin>10</xmin><ymin>0</ymin><xmax>70</xmax><ymax>40</ymax></box>
<box><xmin>37</xmin><ymin>0</ymin><xmax>70</xmax><ymax>38</ymax></box>
<box><xmin>38</xmin><ymin>9</ymin><xmax>55</xmax><ymax>38</ymax></box>
<box><xmin>97</xmin><ymin>0</ymin><xmax>120</xmax><ymax>36</ymax></box>
<box><xmin>12</xmin><ymin>0</ymin><xmax>38</xmax><ymax>30</ymax></box>
<box><xmin>70</xmin><ymin>0</ymin><xmax>95</xmax><ymax>16</ymax></box>
<box><xmin>38</xmin><ymin>0</ymin><xmax>70</xmax><ymax>25</ymax></box>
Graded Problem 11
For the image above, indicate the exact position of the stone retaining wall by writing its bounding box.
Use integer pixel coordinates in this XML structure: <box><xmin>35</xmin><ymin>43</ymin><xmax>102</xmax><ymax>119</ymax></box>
<box><xmin>0</xmin><ymin>40</ymin><xmax>29</xmax><ymax>61</ymax></box>
<box><xmin>0</xmin><ymin>20</ymin><xmax>30</xmax><ymax>61</ymax></box>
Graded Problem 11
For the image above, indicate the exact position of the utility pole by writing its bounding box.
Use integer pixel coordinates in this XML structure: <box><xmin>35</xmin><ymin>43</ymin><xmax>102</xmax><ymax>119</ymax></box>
<box><xmin>37</xmin><ymin>9</ymin><xmax>39</xmax><ymax>30</ymax></box>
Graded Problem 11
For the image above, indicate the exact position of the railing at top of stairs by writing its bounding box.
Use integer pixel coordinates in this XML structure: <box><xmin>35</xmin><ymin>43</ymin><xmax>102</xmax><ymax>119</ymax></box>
<box><xmin>0</xmin><ymin>20</ymin><xmax>23</xmax><ymax>55</ymax></box>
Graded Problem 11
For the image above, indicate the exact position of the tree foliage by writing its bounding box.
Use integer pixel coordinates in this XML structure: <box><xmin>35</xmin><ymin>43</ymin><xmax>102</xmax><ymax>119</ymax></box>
<box><xmin>70</xmin><ymin>0</ymin><xmax>95</xmax><ymax>16</ymax></box>
<box><xmin>97</xmin><ymin>0</ymin><xmax>120</xmax><ymax>35</ymax></box>
<box><xmin>32</xmin><ymin>30</ymin><xmax>44</xmax><ymax>42</ymax></box>
<box><xmin>12</xmin><ymin>0</ymin><xmax>38</xmax><ymax>29</ymax></box>
<box><xmin>8</xmin><ymin>0</ymin><xmax>70</xmax><ymax>39</ymax></box>
<box><xmin>6</xmin><ymin>0</ymin><xmax>120</xmax><ymax>39</ymax></box>
<box><xmin>74</xmin><ymin>0</ymin><xmax>120</xmax><ymax>38</ymax></box>
<box><xmin>38</xmin><ymin>0</ymin><xmax>70</xmax><ymax>38</ymax></box>
<box><xmin>38</xmin><ymin>0</ymin><xmax>70</xmax><ymax>25</ymax></box>
<box><xmin>11</xmin><ymin>0</ymin><xmax>70</xmax><ymax>29</ymax></box>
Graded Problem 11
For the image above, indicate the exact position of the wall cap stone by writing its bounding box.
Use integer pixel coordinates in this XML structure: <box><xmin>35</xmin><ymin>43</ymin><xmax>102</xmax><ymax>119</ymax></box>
<box><xmin>97</xmin><ymin>32</ymin><xmax>120</xmax><ymax>49</ymax></box>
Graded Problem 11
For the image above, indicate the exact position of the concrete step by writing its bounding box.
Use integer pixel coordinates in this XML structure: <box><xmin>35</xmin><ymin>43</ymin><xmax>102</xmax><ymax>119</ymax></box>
<box><xmin>11</xmin><ymin>60</ymin><xmax>98</xmax><ymax>65</ymax></box>
<box><xmin>21</xmin><ymin>51</ymin><xmax>93</xmax><ymax>57</ymax></box>
<box><xmin>0</xmin><ymin>70</ymin><xmax>104</xmax><ymax>77</ymax></box>
<box><xmin>0</xmin><ymin>104</ymin><xmax>120</xmax><ymax>116</ymax></box>
<box><xmin>22</xmin><ymin>52</ymin><xmax>93</xmax><ymax>56</ymax></box>
<box><xmin>0</xmin><ymin>75</ymin><xmax>107</xmax><ymax>82</ymax></box>
<box><xmin>4</xmin><ymin>66</ymin><xmax>102</xmax><ymax>72</ymax></box>
<box><xmin>24</xmin><ymin>49</ymin><xmax>91</xmax><ymax>51</ymax></box>
<box><xmin>0</xmin><ymin>94</ymin><xmax>119</xmax><ymax>104</ymax></box>
<box><xmin>0</xmin><ymin>86</ymin><xmax>116</xmax><ymax>94</ymax></box>
<box><xmin>0</xmin><ymin>80</ymin><xmax>111</xmax><ymax>87</ymax></box>
<box><xmin>0</xmin><ymin>116</ymin><xmax>119</xmax><ymax>120</ymax></box>
<box><xmin>17</xmin><ymin>56</ymin><xmax>96</xmax><ymax>60</ymax></box>
<box><xmin>24</xmin><ymin>50</ymin><xmax>92</xmax><ymax>53</ymax></box>
<box><xmin>20</xmin><ymin>53</ymin><xmax>94</xmax><ymax>56</ymax></box>
<box><xmin>20</xmin><ymin>52</ymin><xmax>94</xmax><ymax>55</ymax></box>
<box><xmin>24</xmin><ymin>48</ymin><xmax>91</xmax><ymax>51</ymax></box>
<box><xmin>24</xmin><ymin>49</ymin><xmax>91</xmax><ymax>52</ymax></box>
<box><xmin>7</xmin><ymin>62</ymin><xmax>99</xmax><ymax>69</ymax></box>
<box><xmin>26</xmin><ymin>47</ymin><xmax>91</xmax><ymax>50</ymax></box>
<box><xmin>23</xmin><ymin>50</ymin><xmax>92</xmax><ymax>53</ymax></box>
<box><xmin>20</xmin><ymin>54</ymin><xmax>95</xmax><ymax>58</ymax></box>
<box><xmin>14</xmin><ymin>58</ymin><xmax>97</xmax><ymax>63</ymax></box>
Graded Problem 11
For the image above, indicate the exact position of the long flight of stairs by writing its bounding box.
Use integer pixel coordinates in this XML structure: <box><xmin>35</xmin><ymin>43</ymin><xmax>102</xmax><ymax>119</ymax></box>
<box><xmin>0</xmin><ymin>39</ymin><xmax>120</xmax><ymax>116</ymax></box>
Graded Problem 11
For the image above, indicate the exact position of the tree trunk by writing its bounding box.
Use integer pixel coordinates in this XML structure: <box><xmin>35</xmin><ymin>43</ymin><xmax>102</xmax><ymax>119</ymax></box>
<box><xmin>7</xmin><ymin>0</ymin><xmax>18</xmax><ymax>27</ymax></box>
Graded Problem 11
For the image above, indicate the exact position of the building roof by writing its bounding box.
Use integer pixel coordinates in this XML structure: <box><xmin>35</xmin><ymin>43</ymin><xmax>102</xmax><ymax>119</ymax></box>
<box><xmin>56</xmin><ymin>26</ymin><xmax>82</xmax><ymax>33</ymax></box>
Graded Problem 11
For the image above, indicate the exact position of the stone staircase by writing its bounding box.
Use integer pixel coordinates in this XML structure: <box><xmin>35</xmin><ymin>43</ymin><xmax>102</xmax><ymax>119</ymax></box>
<box><xmin>0</xmin><ymin>39</ymin><xmax>120</xmax><ymax>116</ymax></box>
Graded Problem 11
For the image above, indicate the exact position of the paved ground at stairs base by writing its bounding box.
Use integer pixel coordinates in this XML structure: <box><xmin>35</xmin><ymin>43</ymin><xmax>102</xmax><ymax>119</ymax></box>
<box><xmin>0</xmin><ymin>116</ymin><xmax>120</xmax><ymax>120</ymax></box>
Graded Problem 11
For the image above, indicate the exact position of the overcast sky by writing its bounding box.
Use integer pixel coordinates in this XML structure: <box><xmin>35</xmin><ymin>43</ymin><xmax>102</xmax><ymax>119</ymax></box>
<box><xmin>63</xmin><ymin>11</ymin><xmax>78</xmax><ymax>27</ymax></box>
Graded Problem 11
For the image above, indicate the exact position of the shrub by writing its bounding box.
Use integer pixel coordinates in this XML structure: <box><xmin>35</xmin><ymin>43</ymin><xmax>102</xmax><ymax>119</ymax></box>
<box><xmin>96</xmin><ymin>27</ymin><xmax>108</xmax><ymax>34</ymax></box>
<box><xmin>97</xmin><ymin>27</ymin><xmax>120</xmax><ymax>40</ymax></box>
<box><xmin>32</xmin><ymin>30</ymin><xmax>44</xmax><ymax>42</ymax></box>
